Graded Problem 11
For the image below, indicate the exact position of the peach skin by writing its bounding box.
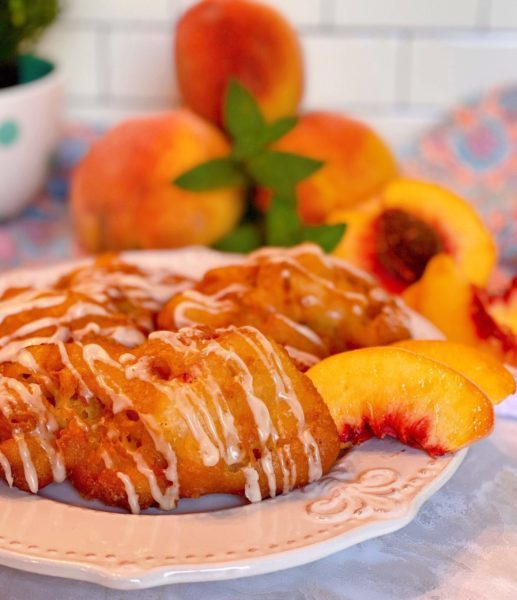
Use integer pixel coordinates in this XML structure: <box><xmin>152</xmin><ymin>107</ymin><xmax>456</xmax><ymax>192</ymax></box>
<box><xmin>71</xmin><ymin>110</ymin><xmax>244</xmax><ymax>252</ymax></box>
<box><xmin>307</xmin><ymin>346</ymin><xmax>494</xmax><ymax>456</ymax></box>
<box><xmin>256</xmin><ymin>111</ymin><xmax>398</xmax><ymax>224</ymax></box>
<box><xmin>175</xmin><ymin>0</ymin><xmax>304</xmax><ymax>127</ymax></box>
<box><xmin>329</xmin><ymin>178</ymin><xmax>496</xmax><ymax>293</ymax></box>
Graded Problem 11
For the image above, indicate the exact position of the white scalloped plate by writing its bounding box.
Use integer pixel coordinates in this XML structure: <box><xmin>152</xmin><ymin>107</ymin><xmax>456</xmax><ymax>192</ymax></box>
<box><xmin>0</xmin><ymin>248</ymin><xmax>466</xmax><ymax>589</ymax></box>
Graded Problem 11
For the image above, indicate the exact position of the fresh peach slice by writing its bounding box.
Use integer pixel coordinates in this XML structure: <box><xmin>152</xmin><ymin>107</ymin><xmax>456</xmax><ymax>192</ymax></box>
<box><xmin>307</xmin><ymin>346</ymin><xmax>494</xmax><ymax>456</ymax></box>
<box><xmin>391</xmin><ymin>340</ymin><xmax>515</xmax><ymax>405</ymax></box>
<box><xmin>329</xmin><ymin>178</ymin><xmax>496</xmax><ymax>293</ymax></box>
<box><xmin>403</xmin><ymin>254</ymin><xmax>517</xmax><ymax>366</ymax></box>
<box><xmin>487</xmin><ymin>277</ymin><xmax>517</xmax><ymax>334</ymax></box>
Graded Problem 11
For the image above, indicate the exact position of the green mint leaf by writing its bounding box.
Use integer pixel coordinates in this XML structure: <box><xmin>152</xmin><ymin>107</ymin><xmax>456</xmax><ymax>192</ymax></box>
<box><xmin>224</xmin><ymin>79</ymin><xmax>265</xmax><ymax>149</ymax></box>
<box><xmin>213</xmin><ymin>222</ymin><xmax>263</xmax><ymax>253</ymax></box>
<box><xmin>265</xmin><ymin>193</ymin><xmax>302</xmax><ymax>247</ymax></box>
<box><xmin>246</xmin><ymin>151</ymin><xmax>324</xmax><ymax>196</ymax></box>
<box><xmin>259</xmin><ymin>116</ymin><xmax>298</xmax><ymax>147</ymax></box>
<box><xmin>174</xmin><ymin>158</ymin><xmax>245</xmax><ymax>191</ymax></box>
<box><xmin>301</xmin><ymin>223</ymin><xmax>346</xmax><ymax>253</ymax></box>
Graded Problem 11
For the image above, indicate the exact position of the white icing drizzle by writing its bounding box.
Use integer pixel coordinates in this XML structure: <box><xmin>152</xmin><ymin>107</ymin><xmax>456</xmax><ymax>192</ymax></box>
<box><xmin>0</xmin><ymin>450</ymin><xmax>13</xmax><ymax>487</ymax></box>
<box><xmin>139</xmin><ymin>413</ymin><xmax>179</xmax><ymax>502</ymax></box>
<box><xmin>252</xmin><ymin>242</ymin><xmax>371</xmax><ymax>279</ymax></box>
<box><xmin>81</xmin><ymin>344</ymin><xmax>133</xmax><ymax>413</ymax></box>
<box><xmin>0</xmin><ymin>374</ymin><xmax>66</xmax><ymax>492</ymax></box>
<box><xmin>14</xmin><ymin>435</ymin><xmax>39</xmax><ymax>493</ymax></box>
<box><xmin>152</xmin><ymin>327</ymin><xmax>324</xmax><ymax>501</ymax></box>
<box><xmin>15</xmin><ymin>349</ymin><xmax>40</xmax><ymax>372</ymax></box>
<box><xmin>119</xmin><ymin>353</ymin><xmax>136</xmax><ymax>364</ymax></box>
<box><xmin>72</xmin><ymin>322</ymin><xmax>101</xmax><ymax>339</ymax></box>
<box><xmin>202</xmin><ymin>339</ymin><xmax>278</xmax><ymax>446</ymax></box>
<box><xmin>235</xmin><ymin>326</ymin><xmax>322</xmax><ymax>483</ymax></box>
<box><xmin>129</xmin><ymin>450</ymin><xmax>176</xmax><ymax>511</ymax></box>
<box><xmin>57</xmin><ymin>342</ymin><xmax>93</xmax><ymax>400</ymax></box>
<box><xmin>242</xmin><ymin>466</ymin><xmax>262</xmax><ymax>503</ymax></box>
<box><xmin>251</xmin><ymin>243</ymin><xmax>372</xmax><ymax>305</ymax></box>
<box><xmin>274</xmin><ymin>313</ymin><xmax>325</xmax><ymax>349</ymax></box>
<box><xmin>66</xmin><ymin>266</ymin><xmax>192</xmax><ymax>311</ymax></box>
<box><xmin>112</xmin><ymin>326</ymin><xmax>146</xmax><ymax>347</ymax></box>
<box><xmin>199</xmin><ymin>369</ymin><xmax>244</xmax><ymax>465</ymax></box>
<box><xmin>125</xmin><ymin>357</ymin><xmax>220</xmax><ymax>468</ymax></box>
<box><xmin>284</xmin><ymin>445</ymin><xmax>297</xmax><ymax>489</ymax></box>
<box><xmin>100</xmin><ymin>449</ymin><xmax>113</xmax><ymax>469</ymax></box>
<box><xmin>0</xmin><ymin>288</ymin><xmax>145</xmax><ymax>364</ymax></box>
<box><xmin>0</xmin><ymin>334</ymin><xmax>68</xmax><ymax>363</ymax></box>
<box><xmin>116</xmin><ymin>472</ymin><xmax>140</xmax><ymax>514</ymax></box>
<box><xmin>277</xmin><ymin>447</ymin><xmax>290</xmax><ymax>495</ymax></box>
<box><xmin>283</xmin><ymin>346</ymin><xmax>320</xmax><ymax>369</ymax></box>
<box><xmin>260</xmin><ymin>451</ymin><xmax>277</xmax><ymax>498</ymax></box>
<box><xmin>0</xmin><ymin>291</ymin><xmax>67</xmax><ymax>325</ymax></box>
<box><xmin>79</xmin><ymin>344</ymin><xmax>180</xmax><ymax>507</ymax></box>
<box><xmin>172</xmin><ymin>288</ymin><xmax>239</xmax><ymax>328</ymax></box>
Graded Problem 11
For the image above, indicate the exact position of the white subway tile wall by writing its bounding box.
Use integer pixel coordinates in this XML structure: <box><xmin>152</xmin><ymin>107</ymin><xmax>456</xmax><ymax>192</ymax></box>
<box><xmin>303</xmin><ymin>36</ymin><xmax>401</xmax><ymax>106</ymax></box>
<box><xmin>108</xmin><ymin>32</ymin><xmax>177</xmax><ymax>101</ymax></box>
<box><xmin>489</xmin><ymin>0</ymin><xmax>517</xmax><ymax>29</ymax></box>
<box><xmin>38</xmin><ymin>0</ymin><xmax>517</xmax><ymax>150</ymax></box>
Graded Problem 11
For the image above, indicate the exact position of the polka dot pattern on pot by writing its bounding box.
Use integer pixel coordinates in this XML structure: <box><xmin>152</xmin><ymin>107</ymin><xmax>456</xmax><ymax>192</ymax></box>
<box><xmin>0</xmin><ymin>120</ymin><xmax>19</xmax><ymax>147</ymax></box>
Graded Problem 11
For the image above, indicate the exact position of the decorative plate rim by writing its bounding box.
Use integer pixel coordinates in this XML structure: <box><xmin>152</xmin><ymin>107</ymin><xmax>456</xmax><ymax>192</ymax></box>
<box><xmin>0</xmin><ymin>248</ymin><xmax>467</xmax><ymax>589</ymax></box>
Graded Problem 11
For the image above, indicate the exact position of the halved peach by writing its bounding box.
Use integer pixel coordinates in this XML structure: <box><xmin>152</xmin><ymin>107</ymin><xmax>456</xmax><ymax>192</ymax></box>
<box><xmin>403</xmin><ymin>254</ymin><xmax>517</xmax><ymax>366</ymax></box>
<box><xmin>329</xmin><ymin>179</ymin><xmax>496</xmax><ymax>293</ymax></box>
<box><xmin>307</xmin><ymin>346</ymin><xmax>494</xmax><ymax>456</ymax></box>
<box><xmin>391</xmin><ymin>340</ymin><xmax>515</xmax><ymax>404</ymax></box>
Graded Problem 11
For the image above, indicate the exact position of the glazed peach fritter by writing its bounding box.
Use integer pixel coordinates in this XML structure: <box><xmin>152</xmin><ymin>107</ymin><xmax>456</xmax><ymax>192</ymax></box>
<box><xmin>0</xmin><ymin>255</ymin><xmax>195</xmax><ymax>363</ymax></box>
<box><xmin>53</xmin><ymin>253</ymin><xmax>194</xmax><ymax>330</ymax></box>
<box><xmin>0</xmin><ymin>326</ymin><xmax>339</xmax><ymax>512</ymax></box>
<box><xmin>158</xmin><ymin>243</ymin><xmax>412</xmax><ymax>369</ymax></box>
<box><xmin>0</xmin><ymin>288</ymin><xmax>148</xmax><ymax>362</ymax></box>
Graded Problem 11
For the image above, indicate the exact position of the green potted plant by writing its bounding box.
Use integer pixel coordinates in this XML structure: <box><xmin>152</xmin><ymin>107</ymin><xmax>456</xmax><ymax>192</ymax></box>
<box><xmin>0</xmin><ymin>0</ymin><xmax>62</xmax><ymax>218</ymax></box>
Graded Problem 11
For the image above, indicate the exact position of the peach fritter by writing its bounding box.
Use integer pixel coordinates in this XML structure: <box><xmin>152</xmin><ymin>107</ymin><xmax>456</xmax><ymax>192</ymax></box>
<box><xmin>0</xmin><ymin>327</ymin><xmax>339</xmax><ymax>512</ymax></box>
<box><xmin>158</xmin><ymin>244</ymin><xmax>412</xmax><ymax>369</ymax></box>
<box><xmin>0</xmin><ymin>255</ymin><xmax>194</xmax><ymax>362</ymax></box>
<box><xmin>54</xmin><ymin>253</ymin><xmax>194</xmax><ymax>330</ymax></box>
<box><xmin>0</xmin><ymin>288</ymin><xmax>148</xmax><ymax>362</ymax></box>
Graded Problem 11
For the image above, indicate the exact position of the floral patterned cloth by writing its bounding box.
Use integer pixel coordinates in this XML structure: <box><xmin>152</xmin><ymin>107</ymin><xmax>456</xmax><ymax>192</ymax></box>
<box><xmin>0</xmin><ymin>122</ymin><xmax>99</xmax><ymax>269</ymax></box>
<box><xmin>403</xmin><ymin>85</ymin><xmax>517</xmax><ymax>276</ymax></box>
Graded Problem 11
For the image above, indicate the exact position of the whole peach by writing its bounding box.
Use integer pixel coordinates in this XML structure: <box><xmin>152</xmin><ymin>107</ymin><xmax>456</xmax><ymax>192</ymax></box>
<box><xmin>256</xmin><ymin>111</ymin><xmax>398</xmax><ymax>224</ymax></box>
<box><xmin>175</xmin><ymin>0</ymin><xmax>303</xmax><ymax>126</ymax></box>
<box><xmin>71</xmin><ymin>110</ymin><xmax>244</xmax><ymax>252</ymax></box>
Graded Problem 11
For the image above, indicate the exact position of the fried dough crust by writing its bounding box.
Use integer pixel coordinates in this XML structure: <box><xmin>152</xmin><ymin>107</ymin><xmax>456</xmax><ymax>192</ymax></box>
<box><xmin>158</xmin><ymin>244</ymin><xmax>411</xmax><ymax>369</ymax></box>
<box><xmin>0</xmin><ymin>288</ymin><xmax>148</xmax><ymax>361</ymax></box>
<box><xmin>54</xmin><ymin>254</ymin><xmax>193</xmax><ymax>329</ymax></box>
<box><xmin>0</xmin><ymin>328</ymin><xmax>339</xmax><ymax>511</ymax></box>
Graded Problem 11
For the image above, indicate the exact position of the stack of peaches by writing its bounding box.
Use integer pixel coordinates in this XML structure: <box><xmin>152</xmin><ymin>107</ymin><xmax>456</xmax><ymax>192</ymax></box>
<box><xmin>71</xmin><ymin>0</ymin><xmax>516</xmax><ymax>455</ymax></box>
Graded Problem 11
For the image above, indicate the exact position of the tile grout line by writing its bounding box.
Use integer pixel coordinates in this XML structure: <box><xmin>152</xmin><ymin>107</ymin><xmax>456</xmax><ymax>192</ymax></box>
<box><xmin>96</xmin><ymin>22</ymin><xmax>112</xmax><ymax>107</ymax></box>
<box><xmin>395</xmin><ymin>31</ymin><xmax>413</xmax><ymax>109</ymax></box>
<box><xmin>476</xmin><ymin>0</ymin><xmax>493</xmax><ymax>30</ymax></box>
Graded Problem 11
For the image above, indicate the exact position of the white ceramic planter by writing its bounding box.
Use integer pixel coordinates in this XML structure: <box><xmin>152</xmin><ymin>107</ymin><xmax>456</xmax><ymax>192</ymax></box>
<box><xmin>0</xmin><ymin>56</ymin><xmax>63</xmax><ymax>219</ymax></box>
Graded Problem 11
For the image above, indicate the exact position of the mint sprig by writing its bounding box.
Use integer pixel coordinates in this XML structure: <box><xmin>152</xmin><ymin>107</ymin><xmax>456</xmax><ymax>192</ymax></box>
<box><xmin>173</xmin><ymin>79</ymin><xmax>345</xmax><ymax>252</ymax></box>
<box><xmin>247</xmin><ymin>151</ymin><xmax>323</xmax><ymax>197</ymax></box>
<box><xmin>175</xmin><ymin>157</ymin><xmax>246</xmax><ymax>191</ymax></box>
